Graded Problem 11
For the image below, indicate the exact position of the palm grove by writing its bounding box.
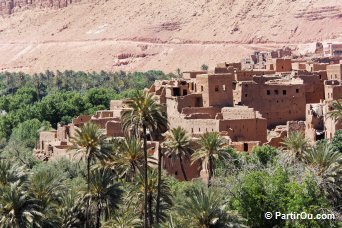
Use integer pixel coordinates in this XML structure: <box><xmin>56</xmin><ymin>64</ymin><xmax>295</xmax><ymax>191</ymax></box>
<box><xmin>0</xmin><ymin>71</ymin><xmax>341</xmax><ymax>227</ymax></box>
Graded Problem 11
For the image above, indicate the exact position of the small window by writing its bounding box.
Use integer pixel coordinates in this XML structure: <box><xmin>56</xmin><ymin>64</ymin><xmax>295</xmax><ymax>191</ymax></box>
<box><xmin>201</xmin><ymin>86</ymin><xmax>203</xmax><ymax>92</ymax></box>
<box><xmin>245</xmin><ymin>94</ymin><xmax>248</xmax><ymax>97</ymax></box>
<box><xmin>222</xmin><ymin>85</ymin><xmax>226</xmax><ymax>91</ymax></box>
<box><xmin>267</xmin><ymin>90</ymin><xmax>271</xmax><ymax>95</ymax></box>
<box><xmin>283</xmin><ymin>90</ymin><xmax>286</xmax><ymax>95</ymax></box>
<box><xmin>191</xmin><ymin>128</ymin><xmax>193</xmax><ymax>133</ymax></box>
<box><xmin>215</xmin><ymin>86</ymin><xmax>219</xmax><ymax>92</ymax></box>
<box><xmin>274</xmin><ymin>90</ymin><xmax>278</xmax><ymax>95</ymax></box>
<box><xmin>199</xmin><ymin>128</ymin><xmax>200</xmax><ymax>132</ymax></box>
<box><xmin>296</xmin><ymin>89</ymin><xmax>299</xmax><ymax>93</ymax></box>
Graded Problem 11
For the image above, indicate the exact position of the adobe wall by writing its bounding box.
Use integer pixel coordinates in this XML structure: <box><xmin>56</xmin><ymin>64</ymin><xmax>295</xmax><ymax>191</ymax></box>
<box><xmin>72</xmin><ymin>115</ymin><xmax>91</xmax><ymax>126</ymax></box>
<box><xmin>305</xmin><ymin>104</ymin><xmax>324</xmax><ymax>143</ymax></box>
<box><xmin>327</xmin><ymin>64</ymin><xmax>342</xmax><ymax>80</ymax></box>
<box><xmin>306</xmin><ymin>63</ymin><xmax>327</xmax><ymax>72</ymax></box>
<box><xmin>323</xmin><ymin>101</ymin><xmax>342</xmax><ymax>140</ymax></box>
<box><xmin>183</xmin><ymin>71</ymin><xmax>207</xmax><ymax>79</ymax></box>
<box><xmin>252</xmin><ymin>75</ymin><xmax>282</xmax><ymax>84</ymax></box>
<box><xmin>110</xmin><ymin>100</ymin><xmax>127</xmax><ymax>110</ymax></box>
<box><xmin>106</xmin><ymin>121</ymin><xmax>124</xmax><ymax>137</ymax></box>
<box><xmin>287</xmin><ymin>121</ymin><xmax>306</xmax><ymax>135</ymax></box>
<box><xmin>196</xmin><ymin>73</ymin><xmax>234</xmax><ymax>107</ymax></box>
<box><xmin>168</xmin><ymin>115</ymin><xmax>219</xmax><ymax>134</ymax></box>
<box><xmin>162</xmin><ymin>155</ymin><xmax>201</xmax><ymax>181</ymax></box>
<box><xmin>292</xmin><ymin>62</ymin><xmax>306</xmax><ymax>71</ymax></box>
<box><xmin>218</xmin><ymin>118</ymin><xmax>267</xmax><ymax>143</ymax></box>
<box><xmin>90</xmin><ymin>117</ymin><xmax>119</xmax><ymax>129</ymax></box>
<box><xmin>324</xmin><ymin>80</ymin><xmax>342</xmax><ymax>101</ymax></box>
<box><xmin>238</xmin><ymin>81</ymin><xmax>306</xmax><ymax>128</ymax></box>
<box><xmin>230</xmin><ymin>141</ymin><xmax>260</xmax><ymax>153</ymax></box>
<box><xmin>266</xmin><ymin>126</ymin><xmax>287</xmax><ymax>148</ymax></box>
<box><xmin>268</xmin><ymin>59</ymin><xmax>292</xmax><ymax>72</ymax></box>
<box><xmin>181</xmin><ymin>107</ymin><xmax>220</xmax><ymax>118</ymax></box>
<box><xmin>234</xmin><ymin>70</ymin><xmax>276</xmax><ymax>81</ymax></box>
<box><xmin>298</xmin><ymin>75</ymin><xmax>324</xmax><ymax>103</ymax></box>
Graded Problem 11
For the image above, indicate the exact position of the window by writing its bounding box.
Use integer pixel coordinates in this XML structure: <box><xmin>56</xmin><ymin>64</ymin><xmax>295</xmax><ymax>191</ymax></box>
<box><xmin>222</xmin><ymin>85</ymin><xmax>226</xmax><ymax>91</ymax></box>
<box><xmin>191</xmin><ymin>128</ymin><xmax>193</xmax><ymax>133</ymax></box>
<box><xmin>267</xmin><ymin>90</ymin><xmax>271</xmax><ymax>95</ymax></box>
<box><xmin>245</xmin><ymin>94</ymin><xmax>248</xmax><ymax>97</ymax></box>
<box><xmin>199</xmin><ymin>128</ymin><xmax>200</xmax><ymax>132</ymax></box>
<box><xmin>201</xmin><ymin>86</ymin><xmax>203</xmax><ymax>92</ymax></box>
<box><xmin>274</xmin><ymin>90</ymin><xmax>278</xmax><ymax>95</ymax></box>
<box><xmin>296</xmin><ymin>89</ymin><xmax>299</xmax><ymax>93</ymax></box>
<box><xmin>215</xmin><ymin>85</ymin><xmax>219</xmax><ymax>92</ymax></box>
<box><xmin>283</xmin><ymin>90</ymin><xmax>286</xmax><ymax>95</ymax></box>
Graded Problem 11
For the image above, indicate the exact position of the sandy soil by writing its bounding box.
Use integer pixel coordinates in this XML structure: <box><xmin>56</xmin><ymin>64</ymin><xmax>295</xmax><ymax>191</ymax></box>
<box><xmin>0</xmin><ymin>0</ymin><xmax>341</xmax><ymax>73</ymax></box>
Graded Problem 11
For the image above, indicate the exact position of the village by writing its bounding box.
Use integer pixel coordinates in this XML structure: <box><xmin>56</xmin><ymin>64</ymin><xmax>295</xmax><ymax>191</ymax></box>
<box><xmin>34</xmin><ymin>43</ymin><xmax>342</xmax><ymax>181</ymax></box>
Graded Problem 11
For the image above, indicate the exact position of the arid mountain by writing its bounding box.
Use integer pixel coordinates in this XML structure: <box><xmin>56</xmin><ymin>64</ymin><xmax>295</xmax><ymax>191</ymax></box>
<box><xmin>0</xmin><ymin>0</ymin><xmax>341</xmax><ymax>73</ymax></box>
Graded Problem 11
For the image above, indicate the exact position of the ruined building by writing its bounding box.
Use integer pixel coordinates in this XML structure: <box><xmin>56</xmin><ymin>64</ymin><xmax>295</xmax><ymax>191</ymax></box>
<box><xmin>34</xmin><ymin>53</ymin><xmax>342</xmax><ymax>181</ymax></box>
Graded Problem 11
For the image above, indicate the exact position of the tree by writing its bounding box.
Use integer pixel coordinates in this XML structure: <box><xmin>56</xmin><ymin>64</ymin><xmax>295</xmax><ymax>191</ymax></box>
<box><xmin>84</xmin><ymin>168</ymin><xmax>123</xmax><ymax>228</ymax></box>
<box><xmin>164</xmin><ymin>127</ymin><xmax>191</xmax><ymax>181</ymax></box>
<box><xmin>127</xmin><ymin>168</ymin><xmax>172</xmax><ymax>226</ymax></box>
<box><xmin>9</xmin><ymin>118</ymin><xmax>51</xmax><ymax>149</ymax></box>
<box><xmin>191</xmin><ymin>132</ymin><xmax>229</xmax><ymax>187</ymax></box>
<box><xmin>327</xmin><ymin>99</ymin><xmax>342</xmax><ymax>121</ymax></box>
<box><xmin>104</xmin><ymin>138</ymin><xmax>149</xmax><ymax>182</ymax></box>
<box><xmin>251</xmin><ymin>145</ymin><xmax>278</xmax><ymax>166</ymax></box>
<box><xmin>28</xmin><ymin>168</ymin><xmax>66</xmax><ymax>227</ymax></box>
<box><xmin>0</xmin><ymin>161</ymin><xmax>27</xmax><ymax>188</ymax></box>
<box><xmin>303</xmin><ymin>141</ymin><xmax>342</xmax><ymax>206</ymax></box>
<box><xmin>201</xmin><ymin>64</ymin><xmax>209</xmax><ymax>71</ymax></box>
<box><xmin>121</xmin><ymin>91</ymin><xmax>167</xmax><ymax>227</ymax></box>
<box><xmin>332</xmin><ymin>130</ymin><xmax>342</xmax><ymax>152</ymax></box>
<box><xmin>69</xmin><ymin>122</ymin><xmax>108</xmax><ymax>227</ymax></box>
<box><xmin>281</xmin><ymin>131</ymin><xmax>308</xmax><ymax>162</ymax></box>
<box><xmin>0</xmin><ymin>182</ymin><xmax>43</xmax><ymax>228</ymax></box>
<box><xmin>176</xmin><ymin>186</ymin><xmax>246</xmax><ymax>227</ymax></box>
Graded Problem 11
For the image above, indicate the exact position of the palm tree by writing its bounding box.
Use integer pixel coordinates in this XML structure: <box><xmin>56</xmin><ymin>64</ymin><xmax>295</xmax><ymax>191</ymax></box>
<box><xmin>28</xmin><ymin>169</ymin><xmax>66</xmax><ymax>227</ymax></box>
<box><xmin>0</xmin><ymin>182</ymin><xmax>43</xmax><ymax>228</ymax></box>
<box><xmin>121</xmin><ymin>91</ymin><xmax>167</xmax><ymax>227</ymax></box>
<box><xmin>176</xmin><ymin>186</ymin><xmax>247</xmax><ymax>227</ymax></box>
<box><xmin>69</xmin><ymin>122</ymin><xmax>108</xmax><ymax>192</ymax></box>
<box><xmin>102</xmin><ymin>207</ymin><xmax>142</xmax><ymax>228</ymax></box>
<box><xmin>104</xmin><ymin>137</ymin><xmax>153</xmax><ymax>182</ymax></box>
<box><xmin>304</xmin><ymin>142</ymin><xmax>341</xmax><ymax>176</ymax></box>
<box><xmin>0</xmin><ymin>161</ymin><xmax>27</xmax><ymax>187</ymax></box>
<box><xmin>84</xmin><ymin>168</ymin><xmax>123</xmax><ymax>228</ymax></box>
<box><xmin>127</xmin><ymin>168</ymin><xmax>172</xmax><ymax>226</ymax></box>
<box><xmin>303</xmin><ymin>141</ymin><xmax>342</xmax><ymax>205</ymax></box>
<box><xmin>191</xmin><ymin>132</ymin><xmax>228</xmax><ymax>187</ymax></box>
<box><xmin>327</xmin><ymin>99</ymin><xmax>342</xmax><ymax>121</ymax></box>
<box><xmin>69</xmin><ymin>122</ymin><xmax>108</xmax><ymax>227</ymax></box>
<box><xmin>281</xmin><ymin>131</ymin><xmax>308</xmax><ymax>162</ymax></box>
<box><xmin>164</xmin><ymin>127</ymin><xmax>191</xmax><ymax>181</ymax></box>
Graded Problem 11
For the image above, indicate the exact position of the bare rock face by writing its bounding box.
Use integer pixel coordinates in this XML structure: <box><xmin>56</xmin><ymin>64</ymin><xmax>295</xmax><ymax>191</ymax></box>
<box><xmin>0</xmin><ymin>0</ymin><xmax>79</xmax><ymax>15</ymax></box>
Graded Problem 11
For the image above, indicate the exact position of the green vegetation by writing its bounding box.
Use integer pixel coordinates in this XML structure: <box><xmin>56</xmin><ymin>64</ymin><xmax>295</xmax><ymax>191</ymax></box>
<box><xmin>0</xmin><ymin>70</ymin><xmax>341</xmax><ymax>227</ymax></box>
<box><xmin>0</xmin><ymin>70</ymin><xmax>171</xmax><ymax>139</ymax></box>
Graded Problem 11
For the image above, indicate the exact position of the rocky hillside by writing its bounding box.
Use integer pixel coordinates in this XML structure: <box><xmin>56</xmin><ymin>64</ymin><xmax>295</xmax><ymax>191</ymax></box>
<box><xmin>0</xmin><ymin>0</ymin><xmax>341</xmax><ymax>73</ymax></box>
